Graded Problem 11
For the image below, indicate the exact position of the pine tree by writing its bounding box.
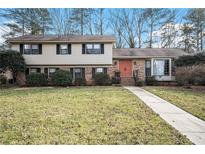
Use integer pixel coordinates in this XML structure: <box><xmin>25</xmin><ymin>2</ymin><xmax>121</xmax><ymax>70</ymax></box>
<box><xmin>70</xmin><ymin>8</ymin><xmax>93</xmax><ymax>35</ymax></box>
<box><xmin>185</xmin><ymin>9</ymin><xmax>205</xmax><ymax>51</ymax></box>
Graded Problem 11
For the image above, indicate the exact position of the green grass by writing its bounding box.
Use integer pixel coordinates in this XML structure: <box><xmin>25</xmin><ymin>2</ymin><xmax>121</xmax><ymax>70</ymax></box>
<box><xmin>0</xmin><ymin>86</ymin><xmax>191</xmax><ymax>144</ymax></box>
<box><xmin>144</xmin><ymin>86</ymin><xmax>205</xmax><ymax>121</ymax></box>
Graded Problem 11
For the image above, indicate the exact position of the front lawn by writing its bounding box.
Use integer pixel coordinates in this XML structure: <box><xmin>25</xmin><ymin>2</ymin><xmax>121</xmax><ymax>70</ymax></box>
<box><xmin>144</xmin><ymin>86</ymin><xmax>205</xmax><ymax>121</ymax></box>
<box><xmin>0</xmin><ymin>87</ymin><xmax>191</xmax><ymax>144</ymax></box>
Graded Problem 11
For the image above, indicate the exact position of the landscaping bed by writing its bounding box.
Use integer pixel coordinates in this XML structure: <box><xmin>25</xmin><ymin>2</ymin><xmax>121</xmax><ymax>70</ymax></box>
<box><xmin>0</xmin><ymin>86</ymin><xmax>191</xmax><ymax>144</ymax></box>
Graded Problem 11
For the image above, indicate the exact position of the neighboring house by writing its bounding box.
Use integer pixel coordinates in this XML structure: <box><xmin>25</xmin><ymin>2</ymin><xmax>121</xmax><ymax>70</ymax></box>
<box><xmin>7</xmin><ymin>35</ymin><xmax>187</xmax><ymax>85</ymax></box>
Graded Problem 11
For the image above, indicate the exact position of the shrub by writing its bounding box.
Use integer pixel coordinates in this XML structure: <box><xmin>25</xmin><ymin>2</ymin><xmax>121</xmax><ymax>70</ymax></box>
<box><xmin>51</xmin><ymin>70</ymin><xmax>72</xmax><ymax>86</ymax></box>
<box><xmin>94</xmin><ymin>73</ymin><xmax>111</xmax><ymax>85</ymax></box>
<box><xmin>112</xmin><ymin>71</ymin><xmax>121</xmax><ymax>84</ymax></box>
<box><xmin>26</xmin><ymin>73</ymin><xmax>48</xmax><ymax>86</ymax></box>
<box><xmin>175</xmin><ymin>65</ymin><xmax>205</xmax><ymax>86</ymax></box>
<box><xmin>0</xmin><ymin>50</ymin><xmax>26</xmax><ymax>80</ymax></box>
<box><xmin>0</xmin><ymin>75</ymin><xmax>7</xmax><ymax>85</ymax></box>
<box><xmin>145</xmin><ymin>76</ymin><xmax>158</xmax><ymax>86</ymax></box>
<box><xmin>175</xmin><ymin>52</ymin><xmax>205</xmax><ymax>67</ymax></box>
<box><xmin>135</xmin><ymin>80</ymin><xmax>144</xmax><ymax>87</ymax></box>
<box><xmin>74</xmin><ymin>77</ymin><xmax>86</xmax><ymax>86</ymax></box>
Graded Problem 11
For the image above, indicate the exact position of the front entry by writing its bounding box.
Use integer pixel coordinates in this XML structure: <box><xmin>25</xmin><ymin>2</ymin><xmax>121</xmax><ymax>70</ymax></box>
<box><xmin>119</xmin><ymin>60</ymin><xmax>132</xmax><ymax>77</ymax></box>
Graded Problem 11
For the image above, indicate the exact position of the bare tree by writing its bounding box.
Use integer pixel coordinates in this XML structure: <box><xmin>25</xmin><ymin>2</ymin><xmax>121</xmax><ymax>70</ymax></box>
<box><xmin>109</xmin><ymin>10</ymin><xmax>126</xmax><ymax>48</ymax></box>
<box><xmin>144</xmin><ymin>8</ymin><xmax>169</xmax><ymax>48</ymax></box>
<box><xmin>50</xmin><ymin>9</ymin><xmax>76</xmax><ymax>35</ymax></box>
<box><xmin>134</xmin><ymin>9</ymin><xmax>146</xmax><ymax>48</ymax></box>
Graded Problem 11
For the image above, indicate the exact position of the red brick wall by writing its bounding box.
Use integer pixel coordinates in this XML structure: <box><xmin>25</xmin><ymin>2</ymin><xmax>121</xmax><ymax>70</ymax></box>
<box><xmin>132</xmin><ymin>59</ymin><xmax>145</xmax><ymax>80</ymax></box>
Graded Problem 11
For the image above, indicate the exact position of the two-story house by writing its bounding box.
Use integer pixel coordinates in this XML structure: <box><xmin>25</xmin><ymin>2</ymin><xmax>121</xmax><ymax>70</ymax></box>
<box><xmin>7</xmin><ymin>35</ymin><xmax>187</xmax><ymax>85</ymax></box>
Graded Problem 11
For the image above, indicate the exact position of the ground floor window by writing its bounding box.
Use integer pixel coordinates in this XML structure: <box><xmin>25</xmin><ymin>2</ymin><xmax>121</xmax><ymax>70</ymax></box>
<box><xmin>92</xmin><ymin>67</ymin><xmax>107</xmax><ymax>78</ymax></box>
<box><xmin>145</xmin><ymin>60</ymin><xmax>151</xmax><ymax>77</ymax></box>
<box><xmin>153</xmin><ymin>59</ymin><xmax>170</xmax><ymax>76</ymax></box>
<box><xmin>48</xmin><ymin>68</ymin><xmax>59</xmax><ymax>76</ymax></box>
<box><xmin>71</xmin><ymin>68</ymin><xmax>85</xmax><ymax>79</ymax></box>
<box><xmin>26</xmin><ymin>68</ymin><xmax>41</xmax><ymax>75</ymax></box>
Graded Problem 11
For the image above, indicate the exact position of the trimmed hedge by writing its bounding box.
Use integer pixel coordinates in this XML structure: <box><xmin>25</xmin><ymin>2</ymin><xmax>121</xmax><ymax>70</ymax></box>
<box><xmin>94</xmin><ymin>73</ymin><xmax>111</xmax><ymax>85</ymax></box>
<box><xmin>26</xmin><ymin>73</ymin><xmax>48</xmax><ymax>86</ymax></box>
<box><xmin>51</xmin><ymin>70</ymin><xmax>72</xmax><ymax>86</ymax></box>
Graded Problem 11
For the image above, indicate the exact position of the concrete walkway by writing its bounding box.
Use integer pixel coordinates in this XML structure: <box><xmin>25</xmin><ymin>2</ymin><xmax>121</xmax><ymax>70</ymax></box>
<box><xmin>125</xmin><ymin>86</ymin><xmax>205</xmax><ymax>145</ymax></box>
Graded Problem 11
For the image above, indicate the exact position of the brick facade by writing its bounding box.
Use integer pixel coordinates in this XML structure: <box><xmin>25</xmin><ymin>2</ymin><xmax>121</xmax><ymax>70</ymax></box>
<box><xmin>17</xmin><ymin>59</ymin><xmax>145</xmax><ymax>86</ymax></box>
<box><xmin>132</xmin><ymin>59</ymin><xmax>145</xmax><ymax>81</ymax></box>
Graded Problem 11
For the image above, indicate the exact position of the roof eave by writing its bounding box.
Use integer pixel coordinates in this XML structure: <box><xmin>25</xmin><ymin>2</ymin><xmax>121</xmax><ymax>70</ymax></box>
<box><xmin>7</xmin><ymin>40</ymin><xmax>116</xmax><ymax>43</ymax></box>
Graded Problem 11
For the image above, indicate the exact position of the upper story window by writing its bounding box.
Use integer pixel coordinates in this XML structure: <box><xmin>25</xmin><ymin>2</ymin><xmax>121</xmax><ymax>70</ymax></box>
<box><xmin>20</xmin><ymin>44</ymin><xmax>42</xmax><ymax>55</ymax></box>
<box><xmin>56</xmin><ymin>44</ymin><xmax>71</xmax><ymax>55</ymax></box>
<box><xmin>82</xmin><ymin>43</ymin><xmax>104</xmax><ymax>54</ymax></box>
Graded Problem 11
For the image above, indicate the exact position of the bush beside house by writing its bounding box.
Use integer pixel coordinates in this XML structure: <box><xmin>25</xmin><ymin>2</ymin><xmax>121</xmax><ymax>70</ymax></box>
<box><xmin>26</xmin><ymin>73</ymin><xmax>48</xmax><ymax>86</ymax></box>
<box><xmin>94</xmin><ymin>73</ymin><xmax>111</xmax><ymax>86</ymax></box>
<box><xmin>51</xmin><ymin>70</ymin><xmax>72</xmax><ymax>86</ymax></box>
<box><xmin>175</xmin><ymin>53</ymin><xmax>205</xmax><ymax>87</ymax></box>
<box><xmin>175</xmin><ymin>64</ymin><xmax>205</xmax><ymax>86</ymax></box>
<box><xmin>145</xmin><ymin>76</ymin><xmax>158</xmax><ymax>86</ymax></box>
<box><xmin>0</xmin><ymin>75</ymin><xmax>7</xmax><ymax>85</ymax></box>
<box><xmin>74</xmin><ymin>77</ymin><xmax>86</xmax><ymax>86</ymax></box>
<box><xmin>0</xmin><ymin>50</ymin><xmax>26</xmax><ymax>85</ymax></box>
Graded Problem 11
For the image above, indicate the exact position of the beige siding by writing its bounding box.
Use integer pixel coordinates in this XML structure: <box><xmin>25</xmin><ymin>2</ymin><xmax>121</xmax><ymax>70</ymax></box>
<box><xmin>11</xmin><ymin>43</ymin><xmax>113</xmax><ymax>65</ymax></box>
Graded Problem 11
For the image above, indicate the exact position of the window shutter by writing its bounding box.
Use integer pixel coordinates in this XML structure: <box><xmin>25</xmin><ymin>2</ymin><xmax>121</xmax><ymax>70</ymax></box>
<box><xmin>101</xmin><ymin>44</ymin><xmax>104</xmax><ymax>54</ymax></box>
<box><xmin>68</xmin><ymin>44</ymin><xmax>71</xmax><ymax>54</ymax></box>
<box><xmin>82</xmin><ymin>68</ymin><xmax>85</xmax><ymax>79</ymax></box>
<box><xmin>92</xmin><ymin>68</ymin><xmax>95</xmax><ymax>78</ymax></box>
<box><xmin>56</xmin><ymin>44</ymin><xmax>60</xmax><ymax>54</ymax></box>
<box><xmin>39</xmin><ymin>44</ymin><xmax>42</xmax><ymax>54</ymax></box>
<box><xmin>37</xmin><ymin>68</ymin><xmax>41</xmax><ymax>73</ymax></box>
<box><xmin>20</xmin><ymin>44</ymin><xmax>23</xmax><ymax>54</ymax></box>
<box><xmin>70</xmin><ymin>68</ymin><xmax>73</xmax><ymax>78</ymax></box>
<box><xmin>26</xmin><ymin>68</ymin><xmax>29</xmax><ymax>75</ymax></box>
<box><xmin>44</xmin><ymin>68</ymin><xmax>48</xmax><ymax>76</ymax></box>
<box><xmin>82</xmin><ymin>44</ymin><xmax>85</xmax><ymax>54</ymax></box>
<box><xmin>104</xmin><ymin>68</ymin><xmax>107</xmax><ymax>74</ymax></box>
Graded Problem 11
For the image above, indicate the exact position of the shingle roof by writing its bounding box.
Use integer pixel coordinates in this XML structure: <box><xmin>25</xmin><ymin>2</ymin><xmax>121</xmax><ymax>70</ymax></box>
<box><xmin>7</xmin><ymin>35</ymin><xmax>116</xmax><ymax>43</ymax></box>
<box><xmin>113</xmin><ymin>48</ymin><xmax>187</xmax><ymax>58</ymax></box>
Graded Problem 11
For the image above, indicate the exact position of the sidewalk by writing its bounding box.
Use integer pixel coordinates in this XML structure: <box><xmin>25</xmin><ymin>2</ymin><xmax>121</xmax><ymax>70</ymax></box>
<box><xmin>125</xmin><ymin>86</ymin><xmax>205</xmax><ymax>145</ymax></box>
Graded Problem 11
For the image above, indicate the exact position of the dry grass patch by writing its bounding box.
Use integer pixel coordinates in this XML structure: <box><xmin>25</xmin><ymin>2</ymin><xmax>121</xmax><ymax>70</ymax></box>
<box><xmin>0</xmin><ymin>87</ymin><xmax>191</xmax><ymax>144</ymax></box>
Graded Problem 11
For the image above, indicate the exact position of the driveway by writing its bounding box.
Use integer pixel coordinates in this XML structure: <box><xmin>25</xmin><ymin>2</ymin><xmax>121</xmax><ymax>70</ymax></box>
<box><xmin>125</xmin><ymin>86</ymin><xmax>205</xmax><ymax>145</ymax></box>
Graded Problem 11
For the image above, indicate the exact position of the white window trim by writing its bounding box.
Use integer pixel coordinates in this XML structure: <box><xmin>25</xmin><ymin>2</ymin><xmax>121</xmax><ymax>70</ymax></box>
<box><xmin>151</xmin><ymin>58</ymin><xmax>172</xmax><ymax>78</ymax></box>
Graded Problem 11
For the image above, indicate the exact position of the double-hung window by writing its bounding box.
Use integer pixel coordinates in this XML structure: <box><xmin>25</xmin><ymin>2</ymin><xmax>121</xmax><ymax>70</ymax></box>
<box><xmin>153</xmin><ymin>59</ymin><xmax>170</xmax><ymax>76</ymax></box>
<box><xmin>71</xmin><ymin>68</ymin><xmax>85</xmax><ymax>79</ymax></box>
<box><xmin>56</xmin><ymin>44</ymin><xmax>71</xmax><ymax>55</ymax></box>
<box><xmin>92</xmin><ymin>67</ymin><xmax>107</xmax><ymax>78</ymax></box>
<box><xmin>84</xmin><ymin>43</ymin><xmax>104</xmax><ymax>54</ymax></box>
<box><xmin>49</xmin><ymin>68</ymin><xmax>58</xmax><ymax>76</ymax></box>
<box><xmin>23</xmin><ymin>44</ymin><xmax>40</xmax><ymax>54</ymax></box>
<box><xmin>26</xmin><ymin>68</ymin><xmax>41</xmax><ymax>75</ymax></box>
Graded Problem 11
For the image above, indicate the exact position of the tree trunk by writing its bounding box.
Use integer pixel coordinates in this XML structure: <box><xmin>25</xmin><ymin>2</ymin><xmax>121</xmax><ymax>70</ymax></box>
<box><xmin>80</xmin><ymin>8</ymin><xmax>83</xmax><ymax>35</ymax></box>
<box><xmin>149</xmin><ymin>23</ymin><xmax>153</xmax><ymax>48</ymax></box>
<box><xmin>100</xmin><ymin>9</ymin><xmax>103</xmax><ymax>35</ymax></box>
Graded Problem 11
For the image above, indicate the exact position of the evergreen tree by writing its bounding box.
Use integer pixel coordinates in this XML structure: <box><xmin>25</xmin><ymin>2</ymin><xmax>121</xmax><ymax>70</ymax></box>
<box><xmin>185</xmin><ymin>9</ymin><xmax>205</xmax><ymax>51</ymax></box>
<box><xmin>70</xmin><ymin>8</ymin><xmax>93</xmax><ymax>35</ymax></box>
